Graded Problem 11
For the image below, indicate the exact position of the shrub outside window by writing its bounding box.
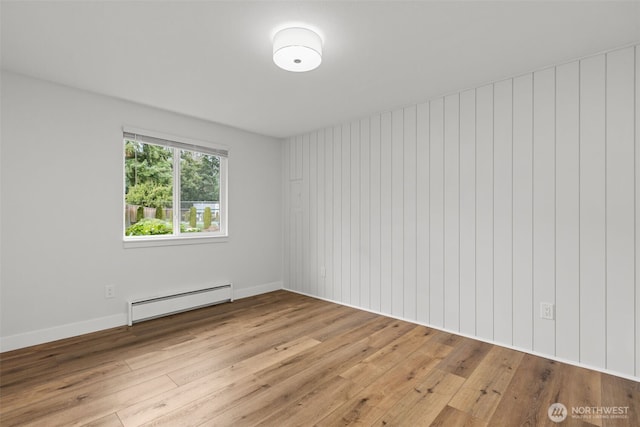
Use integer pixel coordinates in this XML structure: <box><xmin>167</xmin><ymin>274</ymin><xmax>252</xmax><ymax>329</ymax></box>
<box><xmin>123</xmin><ymin>129</ymin><xmax>228</xmax><ymax>240</ymax></box>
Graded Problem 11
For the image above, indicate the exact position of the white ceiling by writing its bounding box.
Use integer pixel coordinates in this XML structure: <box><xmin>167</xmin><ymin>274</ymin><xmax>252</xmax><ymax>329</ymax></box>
<box><xmin>2</xmin><ymin>1</ymin><xmax>639</xmax><ymax>138</ymax></box>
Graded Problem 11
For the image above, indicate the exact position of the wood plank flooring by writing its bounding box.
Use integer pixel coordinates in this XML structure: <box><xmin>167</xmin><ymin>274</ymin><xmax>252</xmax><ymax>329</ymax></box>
<box><xmin>1</xmin><ymin>290</ymin><xmax>638</xmax><ymax>426</ymax></box>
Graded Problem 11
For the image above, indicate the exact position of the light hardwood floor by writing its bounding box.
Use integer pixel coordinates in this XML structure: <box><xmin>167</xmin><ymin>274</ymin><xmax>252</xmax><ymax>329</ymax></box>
<box><xmin>0</xmin><ymin>290</ymin><xmax>638</xmax><ymax>426</ymax></box>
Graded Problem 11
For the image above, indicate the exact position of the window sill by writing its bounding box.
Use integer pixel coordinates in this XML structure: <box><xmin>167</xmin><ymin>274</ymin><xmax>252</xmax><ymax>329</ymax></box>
<box><xmin>123</xmin><ymin>234</ymin><xmax>229</xmax><ymax>249</ymax></box>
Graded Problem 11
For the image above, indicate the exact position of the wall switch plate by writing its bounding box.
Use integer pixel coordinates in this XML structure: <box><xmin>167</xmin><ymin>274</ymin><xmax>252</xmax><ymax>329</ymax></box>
<box><xmin>540</xmin><ymin>302</ymin><xmax>554</xmax><ymax>320</ymax></box>
<box><xmin>320</xmin><ymin>266</ymin><xmax>326</xmax><ymax>278</ymax></box>
<box><xmin>105</xmin><ymin>284</ymin><xmax>115</xmax><ymax>299</ymax></box>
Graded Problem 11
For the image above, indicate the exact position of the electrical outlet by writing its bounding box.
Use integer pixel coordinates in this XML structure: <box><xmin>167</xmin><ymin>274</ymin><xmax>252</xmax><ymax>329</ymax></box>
<box><xmin>540</xmin><ymin>302</ymin><xmax>554</xmax><ymax>320</ymax></box>
<box><xmin>320</xmin><ymin>266</ymin><xmax>326</xmax><ymax>278</ymax></box>
<box><xmin>105</xmin><ymin>284</ymin><xmax>115</xmax><ymax>299</ymax></box>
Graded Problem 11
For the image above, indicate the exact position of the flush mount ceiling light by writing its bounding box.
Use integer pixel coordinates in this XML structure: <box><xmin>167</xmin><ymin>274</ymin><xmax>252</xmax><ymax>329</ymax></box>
<box><xmin>273</xmin><ymin>27</ymin><xmax>322</xmax><ymax>72</ymax></box>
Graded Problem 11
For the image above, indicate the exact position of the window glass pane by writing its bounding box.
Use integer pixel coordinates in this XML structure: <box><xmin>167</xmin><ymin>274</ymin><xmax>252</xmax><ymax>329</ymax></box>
<box><xmin>180</xmin><ymin>149</ymin><xmax>221</xmax><ymax>234</ymax></box>
<box><xmin>124</xmin><ymin>140</ymin><xmax>174</xmax><ymax>236</ymax></box>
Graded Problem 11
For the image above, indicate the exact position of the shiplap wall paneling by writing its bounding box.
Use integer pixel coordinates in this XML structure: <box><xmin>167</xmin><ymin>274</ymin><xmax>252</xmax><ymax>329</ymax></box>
<box><xmin>287</xmin><ymin>137</ymin><xmax>293</xmax><ymax>181</ymax></box>
<box><xmin>298</xmin><ymin>137</ymin><xmax>305</xmax><ymax>292</ymax></box>
<box><xmin>290</xmin><ymin>137</ymin><xmax>295</xmax><ymax>290</ymax></box>
<box><xmin>290</xmin><ymin>137</ymin><xmax>298</xmax><ymax>290</ymax></box>
<box><xmin>350</xmin><ymin>122</ymin><xmax>361</xmax><ymax>306</ymax></box>
<box><xmin>317</xmin><ymin>130</ymin><xmax>326</xmax><ymax>299</ymax></box>
<box><xmin>416</xmin><ymin>103</ymin><xmax>430</xmax><ymax>323</ymax></box>
<box><xmin>636</xmin><ymin>45</ymin><xmax>640</xmax><ymax>377</ymax></box>
<box><xmin>290</xmin><ymin>137</ymin><xmax>303</xmax><ymax>292</ymax></box>
<box><xmin>291</xmin><ymin>136</ymin><xmax>304</xmax><ymax>292</ymax></box>
<box><xmin>283</xmin><ymin>139</ymin><xmax>288</xmax><ymax>288</ymax></box>
<box><xmin>392</xmin><ymin>109</ymin><xmax>405</xmax><ymax>317</ymax></box>
<box><xmin>360</xmin><ymin>118</ymin><xmax>371</xmax><ymax>310</ymax></box>
<box><xmin>512</xmin><ymin>74</ymin><xmax>533</xmax><ymax>350</ymax></box>
<box><xmin>288</xmin><ymin>136</ymin><xmax>298</xmax><ymax>180</ymax></box>
<box><xmin>341</xmin><ymin>125</ymin><xmax>351</xmax><ymax>304</ymax></box>
<box><xmin>289</xmin><ymin>135</ymin><xmax>301</xmax><ymax>304</ymax></box>
<box><xmin>296</xmin><ymin>135</ymin><xmax>303</xmax><ymax>180</ymax></box>
<box><xmin>302</xmin><ymin>135</ymin><xmax>310</xmax><ymax>293</ymax></box>
<box><xmin>606</xmin><ymin>47</ymin><xmax>635</xmax><ymax>375</ymax></box>
<box><xmin>324</xmin><ymin>129</ymin><xmax>334</xmax><ymax>300</ymax></box>
<box><xmin>333</xmin><ymin>126</ymin><xmax>342</xmax><ymax>301</ymax></box>
<box><xmin>309</xmin><ymin>133</ymin><xmax>318</xmax><ymax>296</ymax></box>
<box><xmin>283</xmin><ymin>139</ymin><xmax>290</xmax><ymax>289</ymax></box>
<box><xmin>295</xmin><ymin>193</ymin><xmax>303</xmax><ymax>292</ymax></box>
<box><xmin>429</xmin><ymin>99</ymin><xmax>445</xmax><ymax>327</ymax></box>
<box><xmin>459</xmin><ymin>90</ymin><xmax>476</xmax><ymax>335</ymax></box>
<box><xmin>493</xmin><ymin>79</ymin><xmax>513</xmax><ymax>345</ymax></box>
<box><xmin>476</xmin><ymin>84</ymin><xmax>494</xmax><ymax>340</ymax></box>
<box><xmin>284</xmin><ymin>44</ymin><xmax>640</xmax><ymax>380</ymax></box>
<box><xmin>444</xmin><ymin>94</ymin><xmax>460</xmax><ymax>331</ymax></box>
<box><xmin>380</xmin><ymin>112</ymin><xmax>393</xmax><ymax>314</ymax></box>
<box><xmin>533</xmin><ymin>68</ymin><xmax>556</xmax><ymax>356</ymax></box>
<box><xmin>404</xmin><ymin>106</ymin><xmax>418</xmax><ymax>320</ymax></box>
<box><xmin>370</xmin><ymin>114</ymin><xmax>382</xmax><ymax>312</ymax></box>
<box><xmin>579</xmin><ymin>54</ymin><xmax>607</xmax><ymax>370</ymax></box>
<box><xmin>555</xmin><ymin>61</ymin><xmax>580</xmax><ymax>362</ymax></box>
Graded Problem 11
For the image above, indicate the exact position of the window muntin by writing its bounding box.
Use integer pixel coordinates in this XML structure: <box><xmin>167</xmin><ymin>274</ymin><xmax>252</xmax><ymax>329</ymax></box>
<box><xmin>123</xmin><ymin>131</ymin><xmax>227</xmax><ymax>240</ymax></box>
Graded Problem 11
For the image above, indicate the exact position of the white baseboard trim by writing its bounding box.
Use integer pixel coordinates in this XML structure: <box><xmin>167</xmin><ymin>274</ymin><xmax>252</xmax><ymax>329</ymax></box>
<box><xmin>284</xmin><ymin>287</ymin><xmax>640</xmax><ymax>383</ymax></box>
<box><xmin>0</xmin><ymin>281</ymin><xmax>284</xmax><ymax>353</ymax></box>
<box><xmin>233</xmin><ymin>281</ymin><xmax>283</xmax><ymax>300</ymax></box>
<box><xmin>0</xmin><ymin>313</ymin><xmax>128</xmax><ymax>353</ymax></box>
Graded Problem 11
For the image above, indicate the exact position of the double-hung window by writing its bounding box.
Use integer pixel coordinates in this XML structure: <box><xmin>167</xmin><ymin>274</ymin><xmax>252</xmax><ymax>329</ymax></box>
<box><xmin>123</xmin><ymin>128</ymin><xmax>228</xmax><ymax>242</ymax></box>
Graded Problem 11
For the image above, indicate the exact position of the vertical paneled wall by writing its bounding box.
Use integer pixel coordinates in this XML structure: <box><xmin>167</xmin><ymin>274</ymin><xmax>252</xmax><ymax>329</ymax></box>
<box><xmin>283</xmin><ymin>45</ymin><xmax>640</xmax><ymax>379</ymax></box>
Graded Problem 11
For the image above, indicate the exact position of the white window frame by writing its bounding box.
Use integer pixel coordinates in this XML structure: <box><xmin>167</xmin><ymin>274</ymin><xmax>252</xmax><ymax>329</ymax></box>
<box><xmin>123</xmin><ymin>127</ymin><xmax>229</xmax><ymax>248</ymax></box>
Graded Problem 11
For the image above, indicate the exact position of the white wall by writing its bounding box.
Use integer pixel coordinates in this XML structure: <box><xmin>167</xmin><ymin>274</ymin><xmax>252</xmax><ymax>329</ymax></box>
<box><xmin>283</xmin><ymin>44</ymin><xmax>640</xmax><ymax>380</ymax></box>
<box><xmin>0</xmin><ymin>72</ymin><xmax>282</xmax><ymax>350</ymax></box>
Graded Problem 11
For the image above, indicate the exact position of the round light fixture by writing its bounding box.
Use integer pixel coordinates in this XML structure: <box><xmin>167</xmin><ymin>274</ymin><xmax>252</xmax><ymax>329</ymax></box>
<box><xmin>273</xmin><ymin>27</ymin><xmax>322</xmax><ymax>72</ymax></box>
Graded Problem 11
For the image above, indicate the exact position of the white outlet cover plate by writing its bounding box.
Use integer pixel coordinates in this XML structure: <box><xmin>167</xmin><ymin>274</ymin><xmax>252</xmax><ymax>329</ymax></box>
<box><xmin>540</xmin><ymin>302</ymin><xmax>554</xmax><ymax>320</ymax></box>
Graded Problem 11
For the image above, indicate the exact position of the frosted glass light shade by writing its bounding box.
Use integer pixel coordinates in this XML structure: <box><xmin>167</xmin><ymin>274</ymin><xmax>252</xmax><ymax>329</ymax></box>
<box><xmin>273</xmin><ymin>27</ymin><xmax>322</xmax><ymax>72</ymax></box>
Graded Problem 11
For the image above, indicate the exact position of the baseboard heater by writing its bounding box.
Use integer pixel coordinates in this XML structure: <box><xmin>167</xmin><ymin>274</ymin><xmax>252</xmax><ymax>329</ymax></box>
<box><xmin>127</xmin><ymin>283</ymin><xmax>233</xmax><ymax>326</ymax></box>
